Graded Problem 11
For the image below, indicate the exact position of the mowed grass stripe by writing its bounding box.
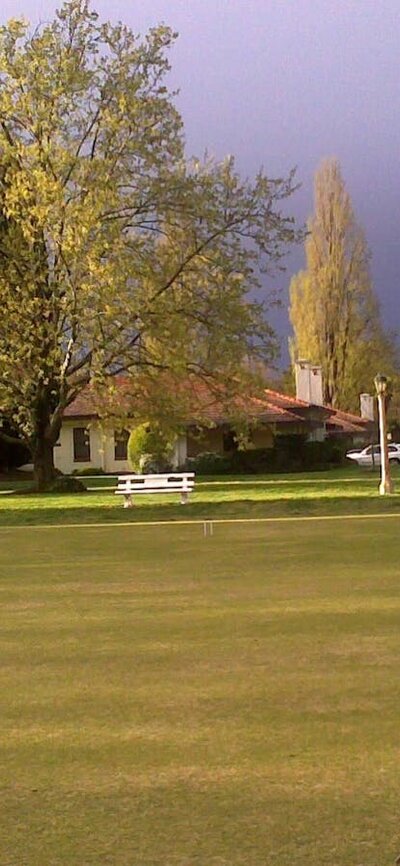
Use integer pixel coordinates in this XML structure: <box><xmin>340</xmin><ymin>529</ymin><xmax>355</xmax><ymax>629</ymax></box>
<box><xmin>1</xmin><ymin>509</ymin><xmax>400</xmax><ymax>531</ymax></box>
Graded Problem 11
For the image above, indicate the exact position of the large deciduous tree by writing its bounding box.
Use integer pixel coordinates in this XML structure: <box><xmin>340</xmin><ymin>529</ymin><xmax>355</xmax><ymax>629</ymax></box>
<box><xmin>0</xmin><ymin>1</ymin><xmax>300</xmax><ymax>489</ymax></box>
<box><xmin>289</xmin><ymin>158</ymin><xmax>397</xmax><ymax>410</ymax></box>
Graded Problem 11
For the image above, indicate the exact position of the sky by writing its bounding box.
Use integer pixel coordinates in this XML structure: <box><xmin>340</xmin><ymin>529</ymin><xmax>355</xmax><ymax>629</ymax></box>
<box><xmin>1</xmin><ymin>0</ymin><xmax>399</xmax><ymax>360</ymax></box>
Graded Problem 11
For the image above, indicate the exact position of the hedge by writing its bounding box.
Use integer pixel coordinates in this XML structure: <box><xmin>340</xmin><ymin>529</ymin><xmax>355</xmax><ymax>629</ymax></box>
<box><xmin>185</xmin><ymin>436</ymin><xmax>348</xmax><ymax>475</ymax></box>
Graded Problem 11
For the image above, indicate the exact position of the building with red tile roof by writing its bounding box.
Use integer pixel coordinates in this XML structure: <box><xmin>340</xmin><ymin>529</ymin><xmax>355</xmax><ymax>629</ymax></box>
<box><xmin>55</xmin><ymin>371</ymin><xmax>373</xmax><ymax>474</ymax></box>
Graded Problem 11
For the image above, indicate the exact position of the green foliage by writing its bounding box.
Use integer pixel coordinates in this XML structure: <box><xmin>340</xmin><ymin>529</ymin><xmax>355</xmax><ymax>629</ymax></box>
<box><xmin>46</xmin><ymin>476</ymin><xmax>87</xmax><ymax>493</ymax></box>
<box><xmin>71</xmin><ymin>467</ymin><xmax>106</xmax><ymax>476</ymax></box>
<box><xmin>128</xmin><ymin>425</ymin><xmax>150</xmax><ymax>471</ymax></box>
<box><xmin>128</xmin><ymin>423</ymin><xmax>175</xmax><ymax>472</ymax></box>
<box><xmin>0</xmin><ymin>0</ymin><xmax>301</xmax><ymax>489</ymax></box>
<box><xmin>187</xmin><ymin>437</ymin><xmax>347</xmax><ymax>475</ymax></box>
<box><xmin>186</xmin><ymin>452</ymin><xmax>231</xmax><ymax>475</ymax></box>
<box><xmin>231</xmin><ymin>440</ymin><xmax>345</xmax><ymax>473</ymax></box>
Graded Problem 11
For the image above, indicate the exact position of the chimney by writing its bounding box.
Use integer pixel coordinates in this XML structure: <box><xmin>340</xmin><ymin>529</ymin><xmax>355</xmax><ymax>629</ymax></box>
<box><xmin>360</xmin><ymin>393</ymin><xmax>375</xmax><ymax>421</ymax></box>
<box><xmin>295</xmin><ymin>360</ymin><xmax>323</xmax><ymax>405</ymax></box>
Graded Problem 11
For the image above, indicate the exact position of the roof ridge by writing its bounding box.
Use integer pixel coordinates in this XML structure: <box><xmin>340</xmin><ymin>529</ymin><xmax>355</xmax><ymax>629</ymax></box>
<box><xmin>263</xmin><ymin>388</ymin><xmax>310</xmax><ymax>407</ymax></box>
<box><xmin>327</xmin><ymin>406</ymin><xmax>370</xmax><ymax>423</ymax></box>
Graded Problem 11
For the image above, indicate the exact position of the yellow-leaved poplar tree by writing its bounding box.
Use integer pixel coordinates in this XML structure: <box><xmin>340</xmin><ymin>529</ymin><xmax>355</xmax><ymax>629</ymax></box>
<box><xmin>289</xmin><ymin>158</ymin><xmax>397</xmax><ymax>410</ymax></box>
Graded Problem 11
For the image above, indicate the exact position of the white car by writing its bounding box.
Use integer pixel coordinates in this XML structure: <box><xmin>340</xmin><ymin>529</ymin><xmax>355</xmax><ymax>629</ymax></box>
<box><xmin>346</xmin><ymin>443</ymin><xmax>400</xmax><ymax>467</ymax></box>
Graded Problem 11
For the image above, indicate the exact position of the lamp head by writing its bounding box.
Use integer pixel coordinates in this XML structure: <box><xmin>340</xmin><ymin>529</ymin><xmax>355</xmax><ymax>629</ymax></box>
<box><xmin>374</xmin><ymin>373</ymin><xmax>388</xmax><ymax>395</ymax></box>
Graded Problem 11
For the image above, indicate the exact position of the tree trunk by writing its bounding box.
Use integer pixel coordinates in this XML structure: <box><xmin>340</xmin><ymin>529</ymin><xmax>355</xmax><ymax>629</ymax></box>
<box><xmin>30</xmin><ymin>385</ymin><xmax>64</xmax><ymax>491</ymax></box>
<box><xmin>33</xmin><ymin>436</ymin><xmax>57</xmax><ymax>491</ymax></box>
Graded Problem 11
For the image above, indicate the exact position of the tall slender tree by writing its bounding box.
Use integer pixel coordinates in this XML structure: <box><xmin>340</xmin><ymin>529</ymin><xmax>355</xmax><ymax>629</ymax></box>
<box><xmin>0</xmin><ymin>2</ymin><xmax>301</xmax><ymax>488</ymax></box>
<box><xmin>289</xmin><ymin>158</ymin><xmax>397</xmax><ymax>410</ymax></box>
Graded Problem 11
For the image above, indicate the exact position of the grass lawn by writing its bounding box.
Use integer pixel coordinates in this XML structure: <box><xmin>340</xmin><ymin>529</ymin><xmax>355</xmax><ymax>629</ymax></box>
<box><xmin>1</xmin><ymin>517</ymin><xmax>400</xmax><ymax>865</ymax></box>
<box><xmin>1</xmin><ymin>466</ymin><xmax>400</xmax><ymax>526</ymax></box>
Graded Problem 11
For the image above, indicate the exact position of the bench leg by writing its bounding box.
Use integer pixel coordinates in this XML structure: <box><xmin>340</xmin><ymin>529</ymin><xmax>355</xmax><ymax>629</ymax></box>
<box><xmin>123</xmin><ymin>495</ymin><xmax>133</xmax><ymax>508</ymax></box>
<box><xmin>180</xmin><ymin>491</ymin><xmax>188</xmax><ymax>505</ymax></box>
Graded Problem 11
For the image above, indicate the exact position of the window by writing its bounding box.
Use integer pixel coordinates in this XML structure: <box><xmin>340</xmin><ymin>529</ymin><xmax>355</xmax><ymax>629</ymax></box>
<box><xmin>73</xmin><ymin>427</ymin><xmax>91</xmax><ymax>462</ymax></box>
<box><xmin>114</xmin><ymin>429</ymin><xmax>129</xmax><ymax>461</ymax></box>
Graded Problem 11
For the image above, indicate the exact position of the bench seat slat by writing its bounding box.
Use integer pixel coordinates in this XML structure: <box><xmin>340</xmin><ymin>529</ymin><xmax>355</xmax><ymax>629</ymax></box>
<box><xmin>116</xmin><ymin>480</ymin><xmax>195</xmax><ymax>485</ymax></box>
<box><xmin>118</xmin><ymin>481</ymin><xmax>195</xmax><ymax>488</ymax></box>
<box><xmin>118</xmin><ymin>473</ymin><xmax>194</xmax><ymax>481</ymax></box>
<box><xmin>115</xmin><ymin>486</ymin><xmax>194</xmax><ymax>494</ymax></box>
<box><xmin>115</xmin><ymin>481</ymin><xmax>195</xmax><ymax>488</ymax></box>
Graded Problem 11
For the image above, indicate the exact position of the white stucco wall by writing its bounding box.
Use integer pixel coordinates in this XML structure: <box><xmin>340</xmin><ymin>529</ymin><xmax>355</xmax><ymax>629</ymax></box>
<box><xmin>54</xmin><ymin>421</ymin><xmax>130</xmax><ymax>475</ymax></box>
<box><xmin>102</xmin><ymin>428</ymin><xmax>130</xmax><ymax>473</ymax></box>
<box><xmin>54</xmin><ymin>421</ymin><xmax>187</xmax><ymax>475</ymax></box>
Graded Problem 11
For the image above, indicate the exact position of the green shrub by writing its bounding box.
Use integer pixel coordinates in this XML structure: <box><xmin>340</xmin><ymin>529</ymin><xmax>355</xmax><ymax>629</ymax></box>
<box><xmin>303</xmin><ymin>439</ymin><xmax>346</xmax><ymax>469</ymax></box>
<box><xmin>256</xmin><ymin>435</ymin><xmax>347</xmax><ymax>473</ymax></box>
<box><xmin>48</xmin><ymin>476</ymin><xmax>87</xmax><ymax>493</ymax></box>
<box><xmin>127</xmin><ymin>423</ymin><xmax>175</xmax><ymax>473</ymax></box>
<box><xmin>186</xmin><ymin>452</ymin><xmax>231</xmax><ymax>475</ymax></box>
<box><xmin>72</xmin><ymin>467</ymin><xmax>106</xmax><ymax>476</ymax></box>
<box><xmin>229</xmin><ymin>448</ymin><xmax>278</xmax><ymax>473</ymax></box>
<box><xmin>185</xmin><ymin>438</ymin><xmax>347</xmax><ymax>476</ymax></box>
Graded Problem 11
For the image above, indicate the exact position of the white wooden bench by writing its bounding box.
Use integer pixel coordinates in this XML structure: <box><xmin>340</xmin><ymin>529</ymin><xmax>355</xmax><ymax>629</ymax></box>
<box><xmin>115</xmin><ymin>472</ymin><xmax>195</xmax><ymax>508</ymax></box>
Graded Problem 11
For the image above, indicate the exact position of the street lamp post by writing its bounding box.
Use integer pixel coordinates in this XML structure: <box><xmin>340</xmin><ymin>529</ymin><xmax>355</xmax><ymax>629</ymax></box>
<box><xmin>374</xmin><ymin>373</ymin><xmax>394</xmax><ymax>495</ymax></box>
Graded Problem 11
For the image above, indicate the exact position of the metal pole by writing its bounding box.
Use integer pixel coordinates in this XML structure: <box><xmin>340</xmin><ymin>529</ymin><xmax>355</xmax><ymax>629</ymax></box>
<box><xmin>377</xmin><ymin>392</ymin><xmax>393</xmax><ymax>494</ymax></box>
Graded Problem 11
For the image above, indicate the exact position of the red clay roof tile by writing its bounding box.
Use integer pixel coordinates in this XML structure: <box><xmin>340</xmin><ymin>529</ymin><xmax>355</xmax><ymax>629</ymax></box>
<box><xmin>64</xmin><ymin>377</ymin><xmax>371</xmax><ymax>432</ymax></box>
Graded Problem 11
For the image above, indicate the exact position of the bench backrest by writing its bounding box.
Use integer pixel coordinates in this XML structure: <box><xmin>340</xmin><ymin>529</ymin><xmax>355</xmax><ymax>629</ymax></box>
<box><xmin>116</xmin><ymin>472</ymin><xmax>195</xmax><ymax>493</ymax></box>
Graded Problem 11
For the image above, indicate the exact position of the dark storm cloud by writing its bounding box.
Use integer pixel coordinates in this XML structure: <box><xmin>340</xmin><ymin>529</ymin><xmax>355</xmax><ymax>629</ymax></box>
<box><xmin>2</xmin><ymin>0</ymin><xmax>399</xmax><ymax>344</ymax></box>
